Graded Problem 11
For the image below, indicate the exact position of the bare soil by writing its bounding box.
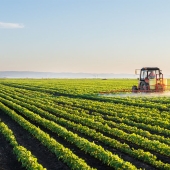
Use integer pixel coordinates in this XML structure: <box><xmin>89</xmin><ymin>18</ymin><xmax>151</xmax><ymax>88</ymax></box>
<box><xmin>0</xmin><ymin>133</ymin><xmax>25</xmax><ymax>170</ymax></box>
<box><xmin>0</xmin><ymin>111</ymin><xmax>69</xmax><ymax>170</ymax></box>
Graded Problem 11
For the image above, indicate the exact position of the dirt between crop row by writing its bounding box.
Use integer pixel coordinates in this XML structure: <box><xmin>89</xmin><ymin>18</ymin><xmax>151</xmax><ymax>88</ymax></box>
<box><xmin>41</xmin><ymin>100</ymin><xmax>170</xmax><ymax>165</ymax></box>
<box><xmin>0</xmin><ymin>133</ymin><xmax>25</xmax><ymax>170</ymax></box>
<box><xmin>4</xmin><ymin>103</ymin><xmax>157</xmax><ymax>170</ymax></box>
<box><xmin>0</xmin><ymin>108</ymin><xmax>117</xmax><ymax>170</ymax></box>
<box><xmin>4</xmin><ymin>106</ymin><xmax>113</xmax><ymax>170</ymax></box>
<box><xmin>0</xmin><ymin>111</ymin><xmax>69</xmax><ymax>170</ymax></box>
<box><xmin>0</xmin><ymin>102</ymin><xmax>168</xmax><ymax>170</ymax></box>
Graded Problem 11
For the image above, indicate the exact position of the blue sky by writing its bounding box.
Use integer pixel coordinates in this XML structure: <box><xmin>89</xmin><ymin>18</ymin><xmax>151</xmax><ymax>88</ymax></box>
<box><xmin>1</xmin><ymin>0</ymin><xmax>170</xmax><ymax>74</ymax></box>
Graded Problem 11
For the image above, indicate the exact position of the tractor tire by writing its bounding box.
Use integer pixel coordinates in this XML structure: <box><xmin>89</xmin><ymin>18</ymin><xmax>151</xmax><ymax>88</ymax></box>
<box><xmin>140</xmin><ymin>82</ymin><xmax>149</xmax><ymax>91</ymax></box>
<box><xmin>132</xmin><ymin>85</ymin><xmax>138</xmax><ymax>93</ymax></box>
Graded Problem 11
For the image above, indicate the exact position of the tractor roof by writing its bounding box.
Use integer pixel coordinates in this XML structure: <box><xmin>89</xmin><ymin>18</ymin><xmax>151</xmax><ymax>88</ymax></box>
<box><xmin>141</xmin><ymin>67</ymin><xmax>160</xmax><ymax>71</ymax></box>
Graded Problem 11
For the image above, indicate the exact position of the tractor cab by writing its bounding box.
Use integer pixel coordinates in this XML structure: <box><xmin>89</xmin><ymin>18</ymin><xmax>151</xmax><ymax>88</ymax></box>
<box><xmin>132</xmin><ymin>67</ymin><xmax>167</xmax><ymax>92</ymax></box>
<box><xmin>140</xmin><ymin>67</ymin><xmax>160</xmax><ymax>80</ymax></box>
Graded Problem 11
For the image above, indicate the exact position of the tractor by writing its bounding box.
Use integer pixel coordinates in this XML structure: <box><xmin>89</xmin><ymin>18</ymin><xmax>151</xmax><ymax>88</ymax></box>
<box><xmin>132</xmin><ymin>67</ymin><xmax>167</xmax><ymax>92</ymax></box>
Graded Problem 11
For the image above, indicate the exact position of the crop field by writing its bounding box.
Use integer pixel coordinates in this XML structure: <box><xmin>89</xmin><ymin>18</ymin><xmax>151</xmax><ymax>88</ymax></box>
<box><xmin>0</xmin><ymin>79</ymin><xmax>170</xmax><ymax>170</ymax></box>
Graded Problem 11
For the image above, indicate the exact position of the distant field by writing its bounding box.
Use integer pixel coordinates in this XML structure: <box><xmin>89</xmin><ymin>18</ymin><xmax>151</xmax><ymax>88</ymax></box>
<box><xmin>0</xmin><ymin>79</ymin><xmax>170</xmax><ymax>170</ymax></box>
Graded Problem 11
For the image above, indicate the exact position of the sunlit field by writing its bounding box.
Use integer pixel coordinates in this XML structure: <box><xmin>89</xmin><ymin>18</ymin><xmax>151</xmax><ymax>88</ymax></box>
<box><xmin>0</xmin><ymin>79</ymin><xmax>170</xmax><ymax>170</ymax></box>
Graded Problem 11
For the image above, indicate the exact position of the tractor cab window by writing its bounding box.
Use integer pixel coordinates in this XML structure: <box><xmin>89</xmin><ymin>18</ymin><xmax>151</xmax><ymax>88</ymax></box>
<box><xmin>141</xmin><ymin>70</ymin><xmax>147</xmax><ymax>80</ymax></box>
<box><xmin>148</xmin><ymin>70</ymin><xmax>156</xmax><ymax>79</ymax></box>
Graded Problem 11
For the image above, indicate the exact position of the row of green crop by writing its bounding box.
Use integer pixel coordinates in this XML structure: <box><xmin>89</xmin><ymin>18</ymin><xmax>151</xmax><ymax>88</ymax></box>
<box><xmin>0</xmin><ymin>97</ymin><xmax>137</xmax><ymax>170</ymax></box>
<box><xmin>3</xmin><ymin>84</ymin><xmax>169</xmax><ymax>138</ymax></box>
<box><xmin>0</xmin><ymin>103</ymin><xmax>95</xmax><ymax>170</ymax></box>
<box><xmin>0</xmin><ymin>81</ymin><xmax>170</xmax><ymax>168</ymax></box>
<box><xmin>2</xmin><ymin>91</ymin><xmax>169</xmax><ymax>169</ymax></box>
<box><xmin>23</xmin><ymin>97</ymin><xmax>170</xmax><ymax>157</ymax></box>
<box><xmin>0</xmin><ymin>79</ymin><xmax>136</xmax><ymax>95</ymax></box>
<box><xmin>98</xmin><ymin>95</ymin><xmax>170</xmax><ymax>112</ymax></box>
<box><xmin>115</xmin><ymin>95</ymin><xmax>170</xmax><ymax>106</ymax></box>
<box><xmin>49</xmin><ymin>96</ymin><xmax>170</xmax><ymax>130</ymax></box>
<box><xmin>37</xmin><ymin>97</ymin><xmax>170</xmax><ymax>146</ymax></box>
<box><xmin>51</xmin><ymin>100</ymin><xmax>170</xmax><ymax>139</ymax></box>
<box><xmin>2</xmin><ymin>80</ymin><xmax>170</xmax><ymax>115</ymax></box>
<box><xmin>0</xmin><ymin>120</ymin><xmax>46</xmax><ymax>170</ymax></box>
<box><xmin>1</xmin><ymin>88</ymin><xmax>169</xmax><ymax>147</ymax></box>
<box><xmin>1</xmin><ymin>84</ymin><xmax>169</xmax><ymax>133</ymax></box>
<box><xmin>55</xmin><ymin>99</ymin><xmax>170</xmax><ymax>136</ymax></box>
<box><xmin>1</xmin><ymin>84</ymin><xmax>170</xmax><ymax>144</ymax></box>
<box><xmin>2</xmin><ymin>80</ymin><xmax>170</xmax><ymax>114</ymax></box>
<box><xmin>2</xmin><ymin>82</ymin><xmax>170</xmax><ymax>123</ymax></box>
<box><xmin>142</xmin><ymin>96</ymin><xmax>170</xmax><ymax>105</ymax></box>
<box><xmin>1</xmin><ymin>93</ymin><xmax>170</xmax><ymax>160</ymax></box>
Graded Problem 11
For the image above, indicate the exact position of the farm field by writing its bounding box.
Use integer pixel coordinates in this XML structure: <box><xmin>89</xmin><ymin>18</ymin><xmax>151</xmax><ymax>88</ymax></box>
<box><xmin>0</xmin><ymin>79</ymin><xmax>170</xmax><ymax>170</ymax></box>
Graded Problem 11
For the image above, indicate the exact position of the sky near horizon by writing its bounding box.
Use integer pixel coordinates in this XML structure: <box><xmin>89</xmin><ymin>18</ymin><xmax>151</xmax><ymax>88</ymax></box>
<box><xmin>1</xmin><ymin>0</ymin><xmax>170</xmax><ymax>74</ymax></box>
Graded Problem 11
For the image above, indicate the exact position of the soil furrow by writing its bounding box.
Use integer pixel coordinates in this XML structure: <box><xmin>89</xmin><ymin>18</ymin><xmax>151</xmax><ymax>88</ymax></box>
<box><xmin>0</xmin><ymin>111</ymin><xmax>69</xmax><ymax>170</ymax></box>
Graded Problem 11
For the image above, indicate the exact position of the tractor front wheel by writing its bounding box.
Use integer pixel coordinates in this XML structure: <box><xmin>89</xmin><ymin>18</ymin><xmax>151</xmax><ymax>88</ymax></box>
<box><xmin>140</xmin><ymin>82</ymin><xmax>149</xmax><ymax>91</ymax></box>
